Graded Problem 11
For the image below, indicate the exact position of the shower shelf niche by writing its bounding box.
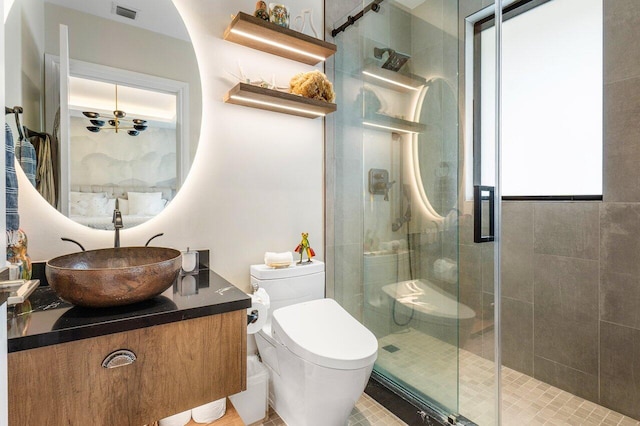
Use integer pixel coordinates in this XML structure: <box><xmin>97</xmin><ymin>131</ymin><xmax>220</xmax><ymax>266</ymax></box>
<box><xmin>224</xmin><ymin>83</ymin><xmax>337</xmax><ymax>119</ymax></box>
<box><xmin>363</xmin><ymin>112</ymin><xmax>426</xmax><ymax>134</ymax></box>
<box><xmin>223</xmin><ymin>12</ymin><xmax>337</xmax><ymax>66</ymax></box>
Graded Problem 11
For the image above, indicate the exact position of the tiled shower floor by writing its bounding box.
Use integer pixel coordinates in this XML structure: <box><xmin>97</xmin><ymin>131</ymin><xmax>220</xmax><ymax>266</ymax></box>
<box><xmin>376</xmin><ymin>328</ymin><xmax>640</xmax><ymax>426</ymax></box>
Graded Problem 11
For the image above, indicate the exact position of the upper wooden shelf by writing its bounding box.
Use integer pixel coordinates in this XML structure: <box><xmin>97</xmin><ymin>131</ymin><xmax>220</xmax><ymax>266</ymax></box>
<box><xmin>223</xmin><ymin>12</ymin><xmax>337</xmax><ymax>66</ymax></box>
<box><xmin>224</xmin><ymin>83</ymin><xmax>337</xmax><ymax>119</ymax></box>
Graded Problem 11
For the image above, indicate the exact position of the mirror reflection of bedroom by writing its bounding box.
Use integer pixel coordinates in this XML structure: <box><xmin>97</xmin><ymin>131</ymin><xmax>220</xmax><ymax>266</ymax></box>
<box><xmin>67</xmin><ymin>78</ymin><xmax>178</xmax><ymax>230</ymax></box>
<box><xmin>5</xmin><ymin>0</ymin><xmax>201</xmax><ymax>230</ymax></box>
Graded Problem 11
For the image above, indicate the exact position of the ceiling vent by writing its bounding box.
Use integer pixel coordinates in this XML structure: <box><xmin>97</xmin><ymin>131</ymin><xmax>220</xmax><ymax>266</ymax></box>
<box><xmin>113</xmin><ymin>4</ymin><xmax>137</xmax><ymax>20</ymax></box>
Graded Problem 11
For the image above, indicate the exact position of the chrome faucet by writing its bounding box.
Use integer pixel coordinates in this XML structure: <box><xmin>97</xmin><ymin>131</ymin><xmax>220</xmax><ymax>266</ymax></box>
<box><xmin>112</xmin><ymin>200</ymin><xmax>124</xmax><ymax>248</ymax></box>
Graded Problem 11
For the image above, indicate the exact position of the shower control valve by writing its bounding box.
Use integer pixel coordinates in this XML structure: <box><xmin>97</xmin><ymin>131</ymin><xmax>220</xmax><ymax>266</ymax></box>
<box><xmin>369</xmin><ymin>168</ymin><xmax>395</xmax><ymax>201</ymax></box>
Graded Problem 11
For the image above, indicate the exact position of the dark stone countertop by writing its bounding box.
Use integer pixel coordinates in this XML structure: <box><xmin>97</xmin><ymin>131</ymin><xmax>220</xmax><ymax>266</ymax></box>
<box><xmin>7</xmin><ymin>269</ymin><xmax>251</xmax><ymax>353</ymax></box>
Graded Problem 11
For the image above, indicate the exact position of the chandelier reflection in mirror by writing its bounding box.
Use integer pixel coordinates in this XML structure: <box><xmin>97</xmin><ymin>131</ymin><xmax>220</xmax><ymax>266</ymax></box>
<box><xmin>83</xmin><ymin>85</ymin><xmax>148</xmax><ymax>136</ymax></box>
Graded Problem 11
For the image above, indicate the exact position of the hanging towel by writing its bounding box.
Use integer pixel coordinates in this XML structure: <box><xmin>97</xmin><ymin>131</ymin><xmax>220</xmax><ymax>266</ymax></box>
<box><xmin>16</xmin><ymin>133</ymin><xmax>36</xmax><ymax>187</ymax></box>
<box><xmin>5</xmin><ymin>124</ymin><xmax>19</xmax><ymax>231</ymax></box>
<box><xmin>34</xmin><ymin>134</ymin><xmax>55</xmax><ymax>207</ymax></box>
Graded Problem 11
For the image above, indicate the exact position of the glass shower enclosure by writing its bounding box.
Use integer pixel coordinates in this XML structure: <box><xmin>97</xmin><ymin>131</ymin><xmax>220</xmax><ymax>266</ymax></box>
<box><xmin>326</xmin><ymin>0</ymin><xmax>499</xmax><ymax>424</ymax></box>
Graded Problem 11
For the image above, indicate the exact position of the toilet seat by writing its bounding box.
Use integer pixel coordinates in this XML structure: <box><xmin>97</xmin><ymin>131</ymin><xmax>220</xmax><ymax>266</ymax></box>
<box><xmin>271</xmin><ymin>298</ymin><xmax>378</xmax><ymax>370</ymax></box>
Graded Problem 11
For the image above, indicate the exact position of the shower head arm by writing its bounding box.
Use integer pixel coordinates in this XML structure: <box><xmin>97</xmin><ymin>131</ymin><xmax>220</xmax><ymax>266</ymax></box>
<box><xmin>374</xmin><ymin>47</ymin><xmax>395</xmax><ymax>59</ymax></box>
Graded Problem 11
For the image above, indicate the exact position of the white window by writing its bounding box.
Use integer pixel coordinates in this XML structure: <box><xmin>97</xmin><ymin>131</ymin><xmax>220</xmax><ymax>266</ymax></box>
<box><xmin>475</xmin><ymin>0</ymin><xmax>603</xmax><ymax>198</ymax></box>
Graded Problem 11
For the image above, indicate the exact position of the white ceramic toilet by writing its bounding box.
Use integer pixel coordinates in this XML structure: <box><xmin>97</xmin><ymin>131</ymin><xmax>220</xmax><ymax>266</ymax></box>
<box><xmin>251</xmin><ymin>260</ymin><xmax>378</xmax><ymax>426</ymax></box>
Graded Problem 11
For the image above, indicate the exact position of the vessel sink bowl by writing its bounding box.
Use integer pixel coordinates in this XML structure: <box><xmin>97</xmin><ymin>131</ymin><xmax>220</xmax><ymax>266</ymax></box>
<box><xmin>46</xmin><ymin>247</ymin><xmax>182</xmax><ymax>308</ymax></box>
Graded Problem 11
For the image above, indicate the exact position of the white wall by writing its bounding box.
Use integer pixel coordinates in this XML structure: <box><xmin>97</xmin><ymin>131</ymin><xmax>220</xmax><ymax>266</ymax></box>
<box><xmin>5</xmin><ymin>0</ymin><xmax>44</xmax><ymax>131</ymax></box>
<box><xmin>14</xmin><ymin>0</ymin><xmax>325</xmax><ymax>292</ymax></box>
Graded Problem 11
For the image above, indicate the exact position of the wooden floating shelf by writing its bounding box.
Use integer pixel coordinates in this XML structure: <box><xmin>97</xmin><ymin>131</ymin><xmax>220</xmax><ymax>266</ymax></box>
<box><xmin>362</xmin><ymin>64</ymin><xmax>427</xmax><ymax>93</ymax></box>
<box><xmin>224</xmin><ymin>12</ymin><xmax>337</xmax><ymax>66</ymax></box>
<box><xmin>224</xmin><ymin>83</ymin><xmax>337</xmax><ymax>119</ymax></box>
<box><xmin>363</xmin><ymin>112</ymin><xmax>426</xmax><ymax>134</ymax></box>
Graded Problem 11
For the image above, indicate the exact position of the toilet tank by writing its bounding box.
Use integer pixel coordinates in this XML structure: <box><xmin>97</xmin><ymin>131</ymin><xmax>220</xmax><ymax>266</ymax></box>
<box><xmin>250</xmin><ymin>260</ymin><xmax>325</xmax><ymax>313</ymax></box>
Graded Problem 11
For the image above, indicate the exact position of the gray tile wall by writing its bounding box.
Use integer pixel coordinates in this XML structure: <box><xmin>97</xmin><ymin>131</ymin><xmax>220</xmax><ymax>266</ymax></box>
<box><xmin>465</xmin><ymin>200</ymin><xmax>640</xmax><ymax>418</ymax></box>
<box><xmin>600</xmin><ymin>8</ymin><xmax>640</xmax><ymax>412</ymax></box>
<box><xmin>460</xmin><ymin>1</ymin><xmax>640</xmax><ymax>420</ymax></box>
<box><xmin>464</xmin><ymin>201</ymin><xmax>603</xmax><ymax>403</ymax></box>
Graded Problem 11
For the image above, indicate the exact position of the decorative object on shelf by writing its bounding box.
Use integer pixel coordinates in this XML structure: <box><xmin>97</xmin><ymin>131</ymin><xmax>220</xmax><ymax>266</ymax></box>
<box><xmin>289</xmin><ymin>70</ymin><xmax>335</xmax><ymax>103</ymax></box>
<box><xmin>254</xmin><ymin>1</ymin><xmax>269</xmax><ymax>21</ymax></box>
<box><xmin>292</xmin><ymin>9</ymin><xmax>318</xmax><ymax>38</ymax></box>
<box><xmin>223</xmin><ymin>12</ymin><xmax>337</xmax><ymax>66</ymax></box>
<box><xmin>7</xmin><ymin>229</ymin><xmax>32</xmax><ymax>280</ymax></box>
<box><xmin>268</xmin><ymin>3</ymin><xmax>289</xmax><ymax>28</ymax></box>
<box><xmin>225</xmin><ymin>62</ymin><xmax>288</xmax><ymax>91</ymax></box>
<box><xmin>294</xmin><ymin>232</ymin><xmax>315</xmax><ymax>264</ymax></box>
<box><xmin>82</xmin><ymin>84</ymin><xmax>148</xmax><ymax>137</ymax></box>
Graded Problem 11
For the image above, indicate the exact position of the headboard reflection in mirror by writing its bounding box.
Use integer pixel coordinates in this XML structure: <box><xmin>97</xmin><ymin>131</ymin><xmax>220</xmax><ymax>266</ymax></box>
<box><xmin>5</xmin><ymin>0</ymin><xmax>202</xmax><ymax>230</ymax></box>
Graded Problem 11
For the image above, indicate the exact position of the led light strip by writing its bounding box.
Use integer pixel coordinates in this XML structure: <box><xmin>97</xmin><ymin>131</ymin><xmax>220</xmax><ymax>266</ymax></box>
<box><xmin>230</xmin><ymin>95</ymin><xmax>326</xmax><ymax>117</ymax></box>
<box><xmin>363</xmin><ymin>121</ymin><xmax>417</xmax><ymax>134</ymax></box>
<box><xmin>362</xmin><ymin>71</ymin><xmax>421</xmax><ymax>91</ymax></box>
<box><xmin>230</xmin><ymin>28</ymin><xmax>326</xmax><ymax>63</ymax></box>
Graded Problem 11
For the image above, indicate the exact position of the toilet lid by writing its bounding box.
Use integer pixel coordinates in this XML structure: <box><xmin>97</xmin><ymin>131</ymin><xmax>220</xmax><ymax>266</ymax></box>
<box><xmin>271</xmin><ymin>298</ymin><xmax>378</xmax><ymax>370</ymax></box>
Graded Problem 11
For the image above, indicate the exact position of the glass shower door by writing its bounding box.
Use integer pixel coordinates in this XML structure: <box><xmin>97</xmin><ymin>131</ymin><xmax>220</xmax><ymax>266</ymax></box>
<box><xmin>327</xmin><ymin>0</ymin><xmax>500</xmax><ymax>423</ymax></box>
<box><xmin>329</xmin><ymin>0</ymin><xmax>455</xmax><ymax>420</ymax></box>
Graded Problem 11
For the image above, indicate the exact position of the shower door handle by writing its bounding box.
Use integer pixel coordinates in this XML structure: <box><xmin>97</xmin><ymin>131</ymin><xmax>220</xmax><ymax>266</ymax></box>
<box><xmin>473</xmin><ymin>185</ymin><xmax>495</xmax><ymax>243</ymax></box>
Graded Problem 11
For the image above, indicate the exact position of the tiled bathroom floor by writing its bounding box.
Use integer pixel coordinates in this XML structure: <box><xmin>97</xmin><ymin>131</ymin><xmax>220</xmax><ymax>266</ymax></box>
<box><xmin>255</xmin><ymin>327</ymin><xmax>640</xmax><ymax>425</ymax></box>
<box><xmin>260</xmin><ymin>393</ymin><xmax>406</xmax><ymax>426</ymax></box>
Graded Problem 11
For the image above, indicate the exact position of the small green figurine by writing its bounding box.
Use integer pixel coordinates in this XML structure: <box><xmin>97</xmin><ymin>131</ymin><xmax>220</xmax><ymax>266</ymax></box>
<box><xmin>294</xmin><ymin>232</ymin><xmax>316</xmax><ymax>264</ymax></box>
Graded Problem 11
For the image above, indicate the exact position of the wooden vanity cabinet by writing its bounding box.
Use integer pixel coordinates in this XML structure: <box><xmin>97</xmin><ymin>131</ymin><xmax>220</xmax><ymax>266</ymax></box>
<box><xmin>8</xmin><ymin>310</ymin><xmax>246</xmax><ymax>425</ymax></box>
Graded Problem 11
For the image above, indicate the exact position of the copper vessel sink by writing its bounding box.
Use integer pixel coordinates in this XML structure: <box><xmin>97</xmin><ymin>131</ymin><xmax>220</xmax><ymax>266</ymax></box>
<box><xmin>45</xmin><ymin>247</ymin><xmax>182</xmax><ymax>308</ymax></box>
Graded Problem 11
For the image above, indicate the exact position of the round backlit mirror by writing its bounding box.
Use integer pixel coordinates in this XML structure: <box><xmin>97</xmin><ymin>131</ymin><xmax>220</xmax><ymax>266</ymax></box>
<box><xmin>413</xmin><ymin>78</ymin><xmax>457</xmax><ymax>219</ymax></box>
<box><xmin>5</xmin><ymin>0</ymin><xmax>201</xmax><ymax>229</ymax></box>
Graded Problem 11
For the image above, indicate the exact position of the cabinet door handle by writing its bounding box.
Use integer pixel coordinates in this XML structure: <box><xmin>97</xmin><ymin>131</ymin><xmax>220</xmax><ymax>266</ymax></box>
<box><xmin>102</xmin><ymin>349</ymin><xmax>137</xmax><ymax>369</ymax></box>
